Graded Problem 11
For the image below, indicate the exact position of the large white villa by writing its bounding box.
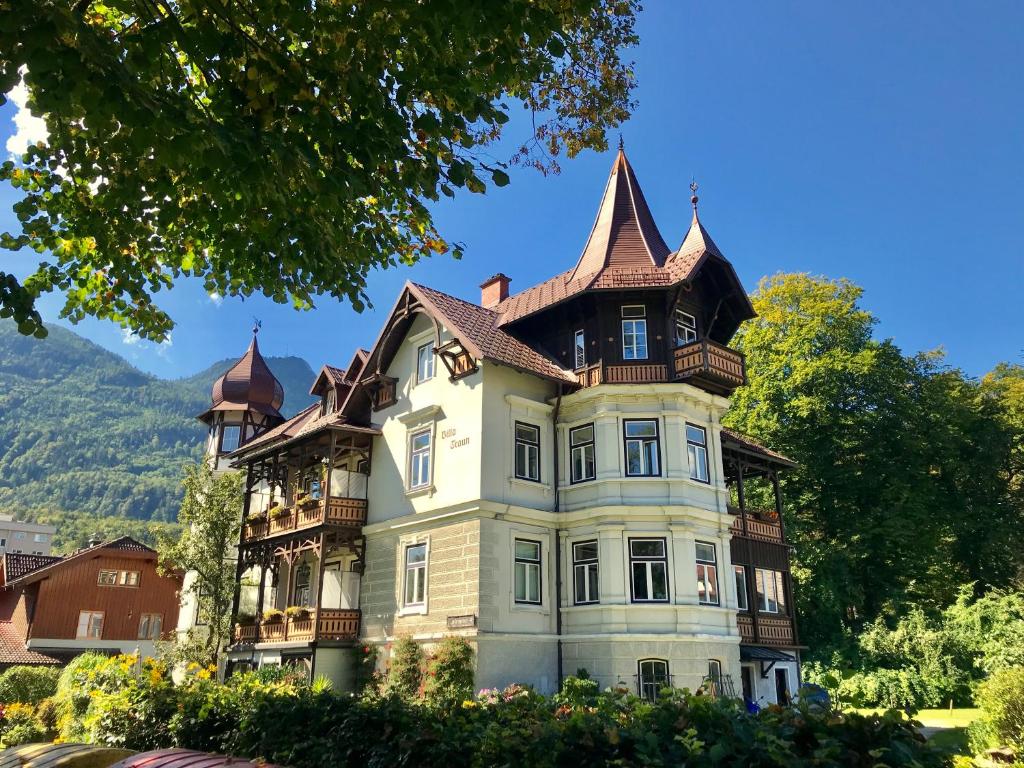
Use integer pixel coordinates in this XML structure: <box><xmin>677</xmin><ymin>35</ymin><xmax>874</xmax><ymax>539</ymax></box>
<box><xmin>191</xmin><ymin>149</ymin><xmax>802</xmax><ymax>706</ymax></box>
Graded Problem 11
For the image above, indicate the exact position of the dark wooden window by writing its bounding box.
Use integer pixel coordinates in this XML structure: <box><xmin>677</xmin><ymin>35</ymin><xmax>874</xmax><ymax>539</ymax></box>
<box><xmin>574</xmin><ymin>329</ymin><xmax>586</xmax><ymax>369</ymax></box>
<box><xmin>674</xmin><ymin>308</ymin><xmax>698</xmax><ymax>346</ymax></box>
<box><xmin>638</xmin><ymin>659</ymin><xmax>669</xmax><ymax>701</ymax></box>
<box><xmin>621</xmin><ymin>305</ymin><xmax>648</xmax><ymax>360</ymax></box>
<box><xmin>514</xmin><ymin>539</ymin><xmax>542</xmax><ymax>604</ymax></box>
<box><xmin>572</xmin><ymin>540</ymin><xmax>599</xmax><ymax>605</ymax></box>
<box><xmin>630</xmin><ymin>538</ymin><xmax>669</xmax><ymax>602</ymax></box>
<box><xmin>570</xmin><ymin>424</ymin><xmax>596</xmax><ymax>483</ymax></box>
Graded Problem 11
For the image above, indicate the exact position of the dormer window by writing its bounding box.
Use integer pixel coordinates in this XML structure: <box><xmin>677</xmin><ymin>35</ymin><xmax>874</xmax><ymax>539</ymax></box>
<box><xmin>674</xmin><ymin>309</ymin><xmax>698</xmax><ymax>346</ymax></box>
<box><xmin>322</xmin><ymin>388</ymin><xmax>336</xmax><ymax>416</ymax></box>
<box><xmin>621</xmin><ymin>305</ymin><xmax>648</xmax><ymax>360</ymax></box>
<box><xmin>220</xmin><ymin>425</ymin><xmax>241</xmax><ymax>453</ymax></box>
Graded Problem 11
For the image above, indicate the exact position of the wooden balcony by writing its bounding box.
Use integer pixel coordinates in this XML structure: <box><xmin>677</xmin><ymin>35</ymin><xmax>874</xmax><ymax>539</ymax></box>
<box><xmin>672</xmin><ymin>340</ymin><xmax>746</xmax><ymax>394</ymax></box>
<box><xmin>233</xmin><ymin>609</ymin><xmax>361</xmax><ymax>645</ymax></box>
<box><xmin>243</xmin><ymin>496</ymin><xmax>367</xmax><ymax>544</ymax></box>
<box><xmin>728</xmin><ymin>506</ymin><xmax>784</xmax><ymax>544</ymax></box>
<box><xmin>604</xmin><ymin>363</ymin><xmax>668</xmax><ymax>384</ymax></box>
<box><xmin>737</xmin><ymin>613</ymin><xmax>796</xmax><ymax>647</ymax></box>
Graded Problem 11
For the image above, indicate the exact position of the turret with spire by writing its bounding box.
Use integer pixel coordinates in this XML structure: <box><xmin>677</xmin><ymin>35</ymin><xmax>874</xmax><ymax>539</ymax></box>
<box><xmin>197</xmin><ymin>322</ymin><xmax>286</xmax><ymax>469</ymax></box>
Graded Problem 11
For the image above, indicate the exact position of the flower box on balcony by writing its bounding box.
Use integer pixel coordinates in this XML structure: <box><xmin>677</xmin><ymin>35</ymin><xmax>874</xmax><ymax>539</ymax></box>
<box><xmin>262</xmin><ymin>609</ymin><xmax>285</xmax><ymax>624</ymax></box>
<box><xmin>284</xmin><ymin>606</ymin><xmax>311</xmax><ymax>620</ymax></box>
<box><xmin>269</xmin><ymin>505</ymin><xmax>293</xmax><ymax>521</ymax></box>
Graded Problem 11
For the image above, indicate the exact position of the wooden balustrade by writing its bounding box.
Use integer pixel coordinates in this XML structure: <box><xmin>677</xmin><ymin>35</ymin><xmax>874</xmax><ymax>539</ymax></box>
<box><xmin>575</xmin><ymin>364</ymin><xmax>602</xmax><ymax>387</ymax></box>
<box><xmin>727</xmin><ymin>505</ymin><xmax>783</xmax><ymax>543</ymax></box>
<box><xmin>233</xmin><ymin>609</ymin><xmax>361</xmax><ymax>644</ymax></box>
<box><xmin>241</xmin><ymin>496</ymin><xmax>368</xmax><ymax>543</ymax></box>
<box><xmin>736</xmin><ymin>613</ymin><xmax>795</xmax><ymax>646</ymax></box>
<box><xmin>672</xmin><ymin>340</ymin><xmax>746</xmax><ymax>390</ymax></box>
<box><xmin>604</xmin><ymin>364</ymin><xmax>668</xmax><ymax>384</ymax></box>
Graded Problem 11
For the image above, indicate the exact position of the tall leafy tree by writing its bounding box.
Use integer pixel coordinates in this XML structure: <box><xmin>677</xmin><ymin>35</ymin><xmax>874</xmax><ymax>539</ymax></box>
<box><xmin>158</xmin><ymin>460</ymin><xmax>242</xmax><ymax>664</ymax></box>
<box><xmin>0</xmin><ymin>0</ymin><xmax>639</xmax><ymax>340</ymax></box>
<box><xmin>726</xmin><ymin>273</ymin><xmax>1024</xmax><ymax>652</ymax></box>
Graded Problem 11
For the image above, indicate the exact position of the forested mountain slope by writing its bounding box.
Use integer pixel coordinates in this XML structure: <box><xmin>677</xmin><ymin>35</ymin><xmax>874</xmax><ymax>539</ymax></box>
<box><xmin>0</xmin><ymin>323</ymin><xmax>314</xmax><ymax>547</ymax></box>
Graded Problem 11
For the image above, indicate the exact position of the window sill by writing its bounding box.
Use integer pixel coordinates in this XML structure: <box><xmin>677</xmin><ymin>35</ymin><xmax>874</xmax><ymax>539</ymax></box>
<box><xmin>398</xmin><ymin>604</ymin><xmax>428</xmax><ymax>617</ymax></box>
<box><xmin>508</xmin><ymin>477</ymin><xmax>552</xmax><ymax>494</ymax></box>
<box><xmin>511</xmin><ymin>602</ymin><xmax>549</xmax><ymax>615</ymax></box>
<box><xmin>405</xmin><ymin>485</ymin><xmax>435</xmax><ymax>499</ymax></box>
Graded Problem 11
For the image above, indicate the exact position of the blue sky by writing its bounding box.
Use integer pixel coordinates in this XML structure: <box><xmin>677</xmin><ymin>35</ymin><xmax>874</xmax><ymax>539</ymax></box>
<box><xmin>1</xmin><ymin>1</ymin><xmax>1022</xmax><ymax>380</ymax></box>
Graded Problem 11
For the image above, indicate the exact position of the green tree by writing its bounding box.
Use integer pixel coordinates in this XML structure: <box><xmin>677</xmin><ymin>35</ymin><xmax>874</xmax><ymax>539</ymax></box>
<box><xmin>157</xmin><ymin>461</ymin><xmax>242</xmax><ymax>665</ymax></box>
<box><xmin>0</xmin><ymin>0</ymin><xmax>639</xmax><ymax>340</ymax></box>
<box><xmin>726</xmin><ymin>273</ymin><xmax>1024</xmax><ymax>651</ymax></box>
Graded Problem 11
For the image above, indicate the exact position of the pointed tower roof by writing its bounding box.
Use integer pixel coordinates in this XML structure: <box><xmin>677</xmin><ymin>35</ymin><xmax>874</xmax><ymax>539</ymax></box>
<box><xmin>568</xmin><ymin>147</ymin><xmax>671</xmax><ymax>281</ymax></box>
<box><xmin>200</xmin><ymin>329</ymin><xmax>284</xmax><ymax>422</ymax></box>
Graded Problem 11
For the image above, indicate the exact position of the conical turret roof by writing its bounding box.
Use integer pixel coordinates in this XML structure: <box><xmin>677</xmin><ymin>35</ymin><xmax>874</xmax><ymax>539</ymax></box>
<box><xmin>201</xmin><ymin>333</ymin><xmax>284</xmax><ymax>421</ymax></box>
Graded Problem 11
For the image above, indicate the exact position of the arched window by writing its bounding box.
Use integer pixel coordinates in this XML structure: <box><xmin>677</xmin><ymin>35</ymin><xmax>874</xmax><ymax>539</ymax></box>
<box><xmin>637</xmin><ymin>658</ymin><xmax>670</xmax><ymax>701</ymax></box>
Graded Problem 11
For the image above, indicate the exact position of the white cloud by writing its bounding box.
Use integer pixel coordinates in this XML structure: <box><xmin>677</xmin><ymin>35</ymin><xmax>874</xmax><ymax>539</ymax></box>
<box><xmin>208</xmin><ymin>292</ymin><xmax>223</xmax><ymax>307</ymax></box>
<box><xmin>120</xmin><ymin>328</ymin><xmax>141</xmax><ymax>346</ymax></box>
<box><xmin>5</xmin><ymin>71</ymin><xmax>49</xmax><ymax>159</ymax></box>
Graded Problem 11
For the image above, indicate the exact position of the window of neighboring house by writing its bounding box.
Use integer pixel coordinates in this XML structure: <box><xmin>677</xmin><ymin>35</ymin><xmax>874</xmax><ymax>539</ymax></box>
<box><xmin>138</xmin><ymin>613</ymin><xmax>163</xmax><ymax>640</ymax></box>
<box><xmin>756</xmin><ymin>568</ymin><xmax>787</xmax><ymax>614</ymax></box>
<box><xmin>0</xmin><ymin>538</ymin><xmax>7</xmax><ymax>548</ymax></box>
<box><xmin>220</xmin><ymin>425</ymin><xmax>241</xmax><ymax>453</ymax></box>
<box><xmin>638</xmin><ymin>659</ymin><xmax>669</xmax><ymax>701</ymax></box>
<box><xmin>621</xmin><ymin>305</ymin><xmax>648</xmax><ymax>360</ymax></box>
<box><xmin>97</xmin><ymin>570</ymin><xmax>118</xmax><ymax>586</ymax></box>
<box><xmin>674</xmin><ymin>309</ymin><xmax>698</xmax><ymax>346</ymax></box>
<box><xmin>686</xmin><ymin>424</ymin><xmax>710</xmax><ymax>483</ymax></box>
<box><xmin>403</xmin><ymin>543</ymin><xmax>427</xmax><ymax>607</ymax></box>
<box><xmin>120</xmin><ymin>570</ymin><xmax>140</xmax><ymax>587</ymax></box>
<box><xmin>574</xmin><ymin>329</ymin><xmax>586</xmax><ymax>369</ymax></box>
<box><xmin>734</xmin><ymin>565</ymin><xmax>749</xmax><ymax>611</ymax></box>
<box><xmin>572</xmin><ymin>540</ymin><xmax>599</xmax><ymax>605</ymax></box>
<box><xmin>695</xmin><ymin>542</ymin><xmax>719</xmax><ymax>605</ymax></box>
<box><xmin>514</xmin><ymin>539</ymin><xmax>542</xmax><ymax>604</ymax></box>
<box><xmin>13</xmin><ymin>532</ymin><xmax>25</xmax><ymax>540</ymax></box>
<box><xmin>76</xmin><ymin>611</ymin><xmax>104</xmax><ymax>640</ymax></box>
<box><xmin>514</xmin><ymin>422</ymin><xmax>541</xmax><ymax>482</ymax></box>
<box><xmin>408</xmin><ymin>429</ymin><xmax>432</xmax><ymax>489</ymax></box>
<box><xmin>33</xmin><ymin>533</ymin><xmax>47</xmax><ymax>543</ymax></box>
<box><xmin>417</xmin><ymin>341</ymin><xmax>435</xmax><ymax>383</ymax></box>
<box><xmin>569</xmin><ymin>424</ymin><xmax>596</xmax><ymax>483</ymax></box>
<box><xmin>629</xmin><ymin>539</ymin><xmax>669</xmax><ymax>602</ymax></box>
<box><xmin>624</xmin><ymin>419</ymin><xmax>660</xmax><ymax>477</ymax></box>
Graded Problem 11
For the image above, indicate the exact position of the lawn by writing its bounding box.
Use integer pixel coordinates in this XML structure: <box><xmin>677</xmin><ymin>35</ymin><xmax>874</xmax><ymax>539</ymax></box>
<box><xmin>853</xmin><ymin>707</ymin><xmax>979</xmax><ymax>729</ymax></box>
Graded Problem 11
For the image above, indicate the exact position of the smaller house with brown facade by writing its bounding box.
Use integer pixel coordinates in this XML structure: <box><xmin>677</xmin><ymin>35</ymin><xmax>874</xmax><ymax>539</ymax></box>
<box><xmin>0</xmin><ymin>537</ymin><xmax>181</xmax><ymax>669</ymax></box>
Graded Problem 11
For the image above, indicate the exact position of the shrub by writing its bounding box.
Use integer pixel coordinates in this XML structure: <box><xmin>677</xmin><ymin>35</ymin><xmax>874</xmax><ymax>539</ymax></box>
<box><xmin>423</xmin><ymin>637</ymin><xmax>474</xmax><ymax>706</ymax></box>
<box><xmin>352</xmin><ymin>643</ymin><xmax>381</xmax><ymax>694</ymax></box>
<box><xmin>969</xmin><ymin>665</ymin><xmax>1024</xmax><ymax>755</ymax></box>
<box><xmin>0</xmin><ymin>665</ymin><xmax>60</xmax><ymax>704</ymax></box>
<box><xmin>386</xmin><ymin>637</ymin><xmax>424</xmax><ymax>700</ymax></box>
<box><xmin>0</xmin><ymin>702</ymin><xmax>48</xmax><ymax>747</ymax></box>
<box><xmin>54</xmin><ymin>652</ymin><xmax>121</xmax><ymax>741</ymax></box>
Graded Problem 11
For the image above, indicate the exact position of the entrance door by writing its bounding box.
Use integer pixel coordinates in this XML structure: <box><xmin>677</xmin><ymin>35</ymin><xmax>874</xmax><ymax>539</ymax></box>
<box><xmin>741</xmin><ymin>665</ymin><xmax>754</xmax><ymax>703</ymax></box>
<box><xmin>774</xmin><ymin>667</ymin><xmax>791</xmax><ymax>705</ymax></box>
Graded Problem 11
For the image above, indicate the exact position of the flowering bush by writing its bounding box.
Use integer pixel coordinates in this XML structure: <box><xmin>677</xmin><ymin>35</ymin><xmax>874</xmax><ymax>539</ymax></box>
<box><xmin>385</xmin><ymin>636</ymin><xmax>423</xmax><ymax>699</ymax></box>
<box><xmin>423</xmin><ymin>636</ymin><xmax>474</xmax><ymax>706</ymax></box>
<box><xmin>0</xmin><ymin>701</ymin><xmax>48</xmax><ymax>747</ymax></box>
<box><xmin>0</xmin><ymin>665</ymin><xmax>60</xmax><ymax>704</ymax></box>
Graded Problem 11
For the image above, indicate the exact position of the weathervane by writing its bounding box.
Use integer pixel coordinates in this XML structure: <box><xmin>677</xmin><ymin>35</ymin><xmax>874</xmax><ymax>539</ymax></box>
<box><xmin>252</xmin><ymin>318</ymin><xmax>262</xmax><ymax>336</ymax></box>
<box><xmin>618</xmin><ymin>133</ymin><xmax>624</xmax><ymax>151</ymax></box>
<box><xmin>690</xmin><ymin>180</ymin><xmax>699</xmax><ymax>211</ymax></box>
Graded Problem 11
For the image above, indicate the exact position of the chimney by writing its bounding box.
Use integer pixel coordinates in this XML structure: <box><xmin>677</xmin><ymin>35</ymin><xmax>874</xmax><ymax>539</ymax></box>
<box><xmin>88</xmin><ymin>533</ymin><xmax>102</xmax><ymax>548</ymax></box>
<box><xmin>480</xmin><ymin>273</ymin><xmax>511</xmax><ymax>309</ymax></box>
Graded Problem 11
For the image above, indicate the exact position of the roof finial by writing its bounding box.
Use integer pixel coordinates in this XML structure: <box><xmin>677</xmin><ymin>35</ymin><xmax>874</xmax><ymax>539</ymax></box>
<box><xmin>252</xmin><ymin>318</ymin><xmax>262</xmax><ymax>337</ymax></box>
<box><xmin>690</xmin><ymin>180</ymin><xmax>699</xmax><ymax>212</ymax></box>
<box><xmin>618</xmin><ymin>133</ymin><xmax>624</xmax><ymax>152</ymax></box>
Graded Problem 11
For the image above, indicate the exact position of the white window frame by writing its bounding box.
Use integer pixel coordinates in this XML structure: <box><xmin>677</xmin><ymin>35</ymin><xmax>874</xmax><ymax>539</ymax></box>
<box><xmin>416</xmin><ymin>341</ymin><xmax>435</xmax><ymax>383</ymax></box>
<box><xmin>33</xmin><ymin>533</ymin><xmax>47</xmax><ymax>543</ymax></box>
<box><xmin>674</xmin><ymin>308</ymin><xmax>698</xmax><ymax>346</ymax></box>
<box><xmin>76</xmin><ymin>610</ymin><xmax>104</xmax><ymax>640</ymax></box>
<box><xmin>686</xmin><ymin>424</ymin><xmax>710</xmax><ymax>483</ymax></box>
<box><xmin>621</xmin><ymin>305</ymin><xmax>648</xmax><ymax>360</ymax></box>
<box><xmin>220</xmin><ymin>424</ymin><xmax>241</xmax><ymax>453</ymax></box>
<box><xmin>138</xmin><ymin>613</ymin><xmax>163</xmax><ymax>640</ymax></box>
<box><xmin>638</xmin><ymin>658</ymin><xmax>670</xmax><ymax>701</ymax></box>
<box><xmin>624</xmin><ymin>419</ymin><xmax>660</xmax><ymax>477</ymax></box>
<box><xmin>572</xmin><ymin>540</ymin><xmax>599</xmax><ymax>605</ymax></box>
<box><xmin>403</xmin><ymin>543</ymin><xmax>428</xmax><ymax>608</ymax></box>
<box><xmin>514</xmin><ymin>422</ymin><xmax>541</xmax><ymax>482</ymax></box>
<box><xmin>629</xmin><ymin>538</ymin><xmax>669</xmax><ymax>603</ymax></box>
<box><xmin>97</xmin><ymin>570</ymin><xmax>118</xmax><ymax>586</ymax></box>
<box><xmin>696</xmin><ymin>541</ymin><xmax>720</xmax><ymax>606</ymax></box>
<box><xmin>120</xmin><ymin>570</ymin><xmax>140</xmax><ymax>587</ymax></box>
<box><xmin>574</xmin><ymin>329</ymin><xmax>586</xmax><ymax>369</ymax></box>
<box><xmin>408</xmin><ymin>428</ymin><xmax>432</xmax><ymax>490</ymax></box>
<box><xmin>734</xmin><ymin>564</ymin><xmax>749</xmax><ymax>611</ymax></box>
<box><xmin>514</xmin><ymin>539</ymin><xmax>542</xmax><ymax>605</ymax></box>
<box><xmin>569</xmin><ymin>424</ymin><xmax>596</xmax><ymax>484</ymax></box>
<box><xmin>756</xmin><ymin>568</ymin><xmax>786</xmax><ymax>614</ymax></box>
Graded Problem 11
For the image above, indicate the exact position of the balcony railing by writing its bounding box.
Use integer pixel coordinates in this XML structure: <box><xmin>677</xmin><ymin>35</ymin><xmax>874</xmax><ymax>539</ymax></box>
<box><xmin>672</xmin><ymin>340</ymin><xmax>745</xmax><ymax>391</ymax></box>
<box><xmin>727</xmin><ymin>505</ymin><xmax>784</xmax><ymax>543</ymax></box>
<box><xmin>233</xmin><ymin>609</ymin><xmax>361</xmax><ymax>645</ymax></box>
<box><xmin>737</xmin><ymin>613</ymin><xmax>795</xmax><ymax>646</ymax></box>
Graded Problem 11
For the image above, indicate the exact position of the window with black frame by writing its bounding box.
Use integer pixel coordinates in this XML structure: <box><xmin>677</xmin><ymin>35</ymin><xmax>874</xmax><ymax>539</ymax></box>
<box><xmin>638</xmin><ymin>659</ymin><xmax>670</xmax><ymax>701</ymax></box>
<box><xmin>630</xmin><ymin>538</ymin><xmax>669</xmax><ymax>602</ymax></box>
<box><xmin>514</xmin><ymin>539</ymin><xmax>542</xmax><ymax>604</ymax></box>
<box><xmin>572</xmin><ymin>540</ymin><xmax>599</xmax><ymax>604</ymax></box>
<box><xmin>695</xmin><ymin>541</ymin><xmax>719</xmax><ymax>605</ymax></box>
<box><xmin>570</xmin><ymin>424</ymin><xmax>596</xmax><ymax>483</ymax></box>
<box><xmin>621</xmin><ymin>305</ymin><xmax>648</xmax><ymax>360</ymax></box>
<box><xmin>514</xmin><ymin>422</ymin><xmax>541</xmax><ymax>481</ymax></box>
<box><xmin>624</xmin><ymin>419</ymin><xmax>660</xmax><ymax>476</ymax></box>
<box><xmin>686</xmin><ymin>424</ymin><xmax>709</xmax><ymax>483</ymax></box>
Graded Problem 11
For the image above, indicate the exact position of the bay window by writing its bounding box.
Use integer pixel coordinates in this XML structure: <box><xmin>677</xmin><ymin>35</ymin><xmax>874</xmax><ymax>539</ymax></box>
<box><xmin>514</xmin><ymin>422</ymin><xmax>541</xmax><ymax>482</ymax></box>
<box><xmin>514</xmin><ymin>539</ymin><xmax>542</xmax><ymax>604</ymax></box>
<box><xmin>630</xmin><ymin>538</ymin><xmax>668</xmax><ymax>602</ymax></box>
<box><xmin>624</xmin><ymin>419</ymin><xmax>660</xmax><ymax>477</ymax></box>
<box><xmin>572</xmin><ymin>540</ymin><xmax>599</xmax><ymax>605</ymax></box>
<box><xmin>695</xmin><ymin>542</ymin><xmax>719</xmax><ymax>605</ymax></box>
<box><xmin>570</xmin><ymin>424</ymin><xmax>596</xmax><ymax>483</ymax></box>
<box><xmin>686</xmin><ymin>424</ymin><xmax>709</xmax><ymax>483</ymax></box>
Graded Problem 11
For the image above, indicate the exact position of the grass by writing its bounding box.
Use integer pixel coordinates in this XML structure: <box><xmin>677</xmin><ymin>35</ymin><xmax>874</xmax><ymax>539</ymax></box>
<box><xmin>853</xmin><ymin>707</ymin><xmax>979</xmax><ymax>729</ymax></box>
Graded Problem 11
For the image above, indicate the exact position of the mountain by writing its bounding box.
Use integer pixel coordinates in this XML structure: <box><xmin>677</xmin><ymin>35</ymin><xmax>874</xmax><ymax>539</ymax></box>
<box><xmin>0</xmin><ymin>323</ymin><xmax>315</xmax><ymax>549</ymax></box>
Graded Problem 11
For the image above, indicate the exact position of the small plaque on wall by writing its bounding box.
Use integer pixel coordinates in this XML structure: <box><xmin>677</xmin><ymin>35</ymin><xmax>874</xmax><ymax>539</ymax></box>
<box><xmin>447</xmin><ymin>614</ymin><xmax>477</xmax><ymax>629</ymax></box>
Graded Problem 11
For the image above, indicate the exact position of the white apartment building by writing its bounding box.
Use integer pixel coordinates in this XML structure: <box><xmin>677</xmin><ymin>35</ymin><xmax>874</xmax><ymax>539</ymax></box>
<box><xmin>0</xmin><ymin>514</ymin><xmax>56</xmax><ymax>556</ymax></box>
<box><xmin>217</xmin><ymin>150</ymin><xmax>802</xmax><ymax>706</ymax></box>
